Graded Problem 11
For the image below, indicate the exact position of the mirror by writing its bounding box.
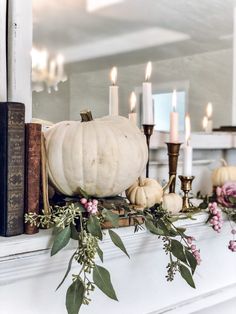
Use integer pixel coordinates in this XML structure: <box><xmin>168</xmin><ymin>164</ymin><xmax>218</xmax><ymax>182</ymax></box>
<box><xmin>32</xmin><ymin>0</ymin><xmax>234</xmax><ymax>131</ymax></box>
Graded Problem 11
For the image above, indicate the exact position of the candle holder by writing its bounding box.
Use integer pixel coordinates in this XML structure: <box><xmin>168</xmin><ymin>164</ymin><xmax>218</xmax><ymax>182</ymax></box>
<box><xmin>143</xmin><ymin>124</ymin><xmax>155</xmax><ymax>177</ymax></box>
<box><xmin>166</xmin><ymin>142</ymin><xmax>182</xmax><ymax>193</ymax></box>
<box><xmin>178</xmin><ymin>175</ymin><xmax>195</xmax><ymax>211</ymax></box>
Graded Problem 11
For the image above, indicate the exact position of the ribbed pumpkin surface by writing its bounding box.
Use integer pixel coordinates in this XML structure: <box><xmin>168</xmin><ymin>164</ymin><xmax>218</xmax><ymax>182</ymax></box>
<box><xmin>44</xmin><ymin>116</ymin><xmax>148</xmax><ymax>197</ymax></box>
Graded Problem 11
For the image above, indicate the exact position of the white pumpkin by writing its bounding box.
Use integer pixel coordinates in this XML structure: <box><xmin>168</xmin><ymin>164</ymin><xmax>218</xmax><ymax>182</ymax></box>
<box><xmin>161</xmin><ymin>175</ymin><xmax>182</xmax><ymax>214</ymax></box>
<box><xmin>44</xmin><ymin>116</ymin><xmax>148</xmax><ymax>197</ymax></box>
<box><xmin>125</xmin><ymin>177</ymin><xmax>163</xmax><ymax>208</ymax></box>
<box><xmin>212</xmin><ymin>159</ymin><xmax>236</xmax><ymax>187</ymax></box>
<box><xmin>162</xmin><ymin>193</ymin><xmax>182</xmax><ymax>214</ymax></box>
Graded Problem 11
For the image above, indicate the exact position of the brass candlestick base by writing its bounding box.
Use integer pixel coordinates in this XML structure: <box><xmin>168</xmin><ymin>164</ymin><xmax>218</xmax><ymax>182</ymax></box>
<box><xmin>143</xmin><ymin>124</ymin><xmax>155</xmax><ymax>178</ymax></box>
<box><xmin>166</xmin><ymin>142</ymin><xmax>182</xmax><ymax>193</ymax></box>
<box><xmin>179</xmin><ymin>175</ymin><xmax>195</xmax><ymax>211</ymax></box>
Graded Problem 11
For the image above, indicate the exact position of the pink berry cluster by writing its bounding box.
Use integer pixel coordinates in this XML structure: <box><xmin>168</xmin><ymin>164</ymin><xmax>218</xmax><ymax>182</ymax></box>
<box><xmin>208</xmin><ymin>202</ymin><xmax>223</xmax><ymax>233</ymax></box>
<box><xmin>187</xmin><ymin>236</ymin><xmax>202</xmax><ymax>265</ymax></box>
<box><xmin>80</xmin><ymin>198</ymin><xmax>98</xmax><ymax>214</ymax></box>
<box><xmin>228</xmin><ymin>229</ymin><xmax>236</xmax><ymax>252</ymax></box>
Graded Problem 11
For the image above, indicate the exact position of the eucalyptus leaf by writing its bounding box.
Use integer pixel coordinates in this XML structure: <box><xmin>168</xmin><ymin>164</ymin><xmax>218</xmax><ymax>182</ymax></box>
<box><xmin>168</xmin><ymin>229</ymin><xmax>179</xmax><ymax>237</ymax></box>
<box><xmin>176</xmin><ymin>227</ymin><xmax>186</xmax><ymax>234</ymax></box>
<box><xmin>71</xmin><ymin>224</ymin><xmax>80</xmax><ymax>240</ymax></box>
<box><xmin>93</xmin><ymin>264</ymin><xmax>118</xmax><ymax>301</ymax></box>
<box><xmin>56</xmin><ymin>253</ymin><xmax>75</xmax><ymax>291</ymax></box>
<box><xmin>228</xmin><ymin>196</ymin><xmax>236</xmax><ymax>204</ymax></box>
<box><xmin>185</xmin><ymin>249</ymin><xmax>197</xmax><ymax>274</ymax></box>
<box><xmin>199</xmin><ymin>202</ymin><xmax>208</xmax><ymax>209</ymax></box>
<box><xmin>97</xmin><ymin>245</ymin><xmax>104</xmax><ymax>263</ymax></box>
<box><xmin>156</xmin><ymin>219</ymin><xmax>172</xmax><ymax>236</ymax></box>
<box><xmin>185</xmin><ymin>213</ymin><xmax>197</xmax><ymax>220</ymax></box>
<box><xmin>66</xmin><ymin>278</ymin><xmax>85</xmax><ymax>314</ymax></box>
<box><xmin>196</xmin><ymin>191</ymin><xmax>201</xmax><ymax>199</ymax></box>
<box><xmin>87</xmin><ymin>215</ymin><xmax>103</xmax><ymax>240</ymax></box>
<box><xmin>102</xmin><ymin>209</ymin><xmax>119</xmax><ymax>228</ymax></box>
<box><xmin>74</xmin><ymin>202</ymin><xmax>86</xmax><ymax>212</ymax></box>
<box><xmin>145</xmin><ymin>219</ymin><xmax>164</xmax><ymax>236</ymax></box>
<box><xmin>78</xmin><ymin>187</ymin><xmax>89</xmax><ymax>199</ymax></box>
<box><xmin>231</xmin><ymin>214</ymin><xmax>236</xmax><ymax>222</ymax></box>
<box><xmin>108</xmin><ymin>229</ymin><xmax>130</xmax><ymax>258</ymax></box>
<box><xmin>52</xmin><ymin>226</ymin><xmax>63</xmax><ymax>236</ymax></box>
<box><xmin>168</xmin><ymin>216</ymin><xmax>180</xmax><ymax>223</ymax></box>
<box><xmin>51</xmin><ymin>225</ymin><xmax>71</xmax><ymax>256</ymax></box>
<box><xmin>179</xmin><ymin>264</ymin><xmax>196</xmax><ymax>288</ymax></box>
<box><xmin>170</xmin><ymin>239</ymin><xmax>187</xmax><ymax>264</ymax></box>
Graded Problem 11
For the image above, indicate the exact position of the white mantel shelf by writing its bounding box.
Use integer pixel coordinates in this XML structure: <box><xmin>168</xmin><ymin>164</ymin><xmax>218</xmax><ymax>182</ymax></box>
<box><xmin>150</xmin><ymin>131</ymin><xmax>236</xmax><ymax>149</ymax></box>
<box><xmin>0</xmin><ymin>212</ymin><xmax>236</xmax><ymax>314</ymax></box>
<box><xmin>0</xmin><ymin>212</ymin><xmax>208</xmax><ymax>260</ymax></box>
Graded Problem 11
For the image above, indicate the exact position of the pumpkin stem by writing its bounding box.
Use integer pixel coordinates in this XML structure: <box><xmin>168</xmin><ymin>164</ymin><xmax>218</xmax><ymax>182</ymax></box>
<box><xmin>163</xmin><ymin>175</ymin><xmax>175</xmax><ymax>194</ymax></box>
<box><xmin>220</xmin><ymin>159</ymin><xmax>228</xmax><ymax>167</ymax></box>
<box><xmin>138</xmin><ymin>177</ymin><xmax>144</xmax><ymax>186</ymax></box>
<box><xmin>80</xmin><ymin>110</ymin><xmax>93</xmax><ymax>122</ymax></box>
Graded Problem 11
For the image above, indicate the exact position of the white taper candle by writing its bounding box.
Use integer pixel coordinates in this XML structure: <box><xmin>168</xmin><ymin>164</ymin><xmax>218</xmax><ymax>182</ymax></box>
<box><xmin>142</xmin><ymin>62</ymin><xmax>154</xmax><ymax>124</ymax></box>
<box><xmin>169</xmin><ymin>89</ymin><xmax>179</xmax><ymax>142</ymax></box>
<box><xmin>109</xmin><ymin>66</ymin><xmax>119</xmax><ymax>115</ymax></box>
<box><xmin>183</xmin><ymin>114</ymin><xmax>193</xmax><ymax>176</ymax></box>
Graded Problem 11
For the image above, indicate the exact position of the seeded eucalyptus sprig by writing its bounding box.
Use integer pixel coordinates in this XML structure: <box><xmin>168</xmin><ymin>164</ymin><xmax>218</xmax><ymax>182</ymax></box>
<box><xmin>136</xmin><ymin>205</ymin><xmax>198</xmax><ymax>288</ymax></box>
<box><xmin>25</xmin><ymin>198</ymin><xmax>130</xmax><ymax>314</ymax></box>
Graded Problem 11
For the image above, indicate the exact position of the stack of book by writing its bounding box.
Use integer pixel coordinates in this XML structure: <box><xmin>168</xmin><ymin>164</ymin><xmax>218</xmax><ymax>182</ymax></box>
<box><xmin>0</xmin><ymin>103</ymin><xmax>42</xmax><ymax>237</ymax></box>
<box><xmin>0</xmin><ymin>0</ymin><xmax>41</xmax><ymax>237</ymax></box>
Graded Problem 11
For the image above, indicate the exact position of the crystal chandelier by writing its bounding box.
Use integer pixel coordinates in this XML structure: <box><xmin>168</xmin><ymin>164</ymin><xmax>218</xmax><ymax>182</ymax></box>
<box><xmin>31</xmin><ymin>47</ymin><xmax>67</xmax><ymax>93</ymax></box>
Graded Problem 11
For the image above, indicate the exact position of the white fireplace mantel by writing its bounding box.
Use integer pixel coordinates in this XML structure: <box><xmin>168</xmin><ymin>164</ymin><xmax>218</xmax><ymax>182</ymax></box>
<box><xmin>0</xmin><ymin>212</ymin><xmax>236</xmax><ymax>314</ymax></box>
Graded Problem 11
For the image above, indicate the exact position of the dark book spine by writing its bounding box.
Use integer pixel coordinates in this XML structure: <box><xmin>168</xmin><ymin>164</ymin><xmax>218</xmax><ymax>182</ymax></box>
<box><xmin>24</xmin><ymin>123</ymin><xmax>41</xmax><ymax>234</ymax></box>
<box><xmin>0</xmin><ymin>102</ymin><xmax>25</xmax><ymax>236</ymax></box>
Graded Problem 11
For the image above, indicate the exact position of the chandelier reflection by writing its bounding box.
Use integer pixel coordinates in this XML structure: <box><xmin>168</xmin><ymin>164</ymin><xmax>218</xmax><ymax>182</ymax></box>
<box><xmin>31</xmin><ymin>47</ymin><xmax>67</xmax><ymax>93</ymax></box>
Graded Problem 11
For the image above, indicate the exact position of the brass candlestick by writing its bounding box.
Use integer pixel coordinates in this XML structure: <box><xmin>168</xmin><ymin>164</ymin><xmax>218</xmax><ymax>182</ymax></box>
<box><xmin>166</xmin><ymin>142</ymin><xmax>182</xmax><ymax>193</ymax></box>
<box><xmin>143</xmin><ymin>124</ymin><xmax>155</xmax><ymax>178</ymax></box>
<box><xmin>178</xmin><ymin>175</ymin><xmax>195</xmax><ymax>211</ymax></box>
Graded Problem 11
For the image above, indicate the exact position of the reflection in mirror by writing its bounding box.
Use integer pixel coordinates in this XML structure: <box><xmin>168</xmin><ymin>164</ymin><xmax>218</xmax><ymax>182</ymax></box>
<box><xmin>32</xmin><ymin>0</ymin><xmax>234</xmax><ymax>131</ymax></box>
<box><xmin>153</xmin><ymin>90</ymin><xmax>186</xmax><ymax>132</ymax></box>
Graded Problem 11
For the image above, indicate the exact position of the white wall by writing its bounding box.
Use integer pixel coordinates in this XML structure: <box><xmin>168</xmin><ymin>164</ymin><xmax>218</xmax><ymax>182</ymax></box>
<box><xmin>32</xmin><ymin>80</ymin><xmax>70</xmax><ymax>123</ymax></box>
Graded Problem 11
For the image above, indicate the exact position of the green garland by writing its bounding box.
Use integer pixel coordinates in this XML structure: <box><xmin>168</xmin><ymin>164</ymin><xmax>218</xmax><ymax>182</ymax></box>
<box><xmin>25</xmin><ymin>197</ymin><xmax>200</xmax><ymax>314</ymax></box>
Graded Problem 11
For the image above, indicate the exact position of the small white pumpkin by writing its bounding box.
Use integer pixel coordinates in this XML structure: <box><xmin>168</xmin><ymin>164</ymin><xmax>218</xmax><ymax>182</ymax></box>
<box><xmin>44</xmin><ymin>115</ymin><xmax>148</xmax><ymax>197</ymax></box>
<box><xmin>125</xmin><ymin>177</ymin><xmax>163</xmax><ymax>208</ymax></box>
<box><xmin>212</xmin><ymin>159</ymin><xmax>236</xmax><ymax>187</ymax></box>
<box><xmin>161</xmin><ymin>176</ymin><xmax>182</xmax><ymax>214</ymax></box>
<box><xmin>162</xmin><ymin>194</ymin><xmax>183</xmax><ymax>214</ymax></box>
